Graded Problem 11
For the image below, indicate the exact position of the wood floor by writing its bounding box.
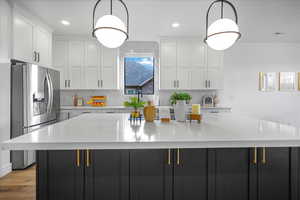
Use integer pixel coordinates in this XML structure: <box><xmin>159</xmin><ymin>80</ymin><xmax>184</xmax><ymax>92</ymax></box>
<box><xmin>0</xmin><ymin>165</ymin><xmax>35</xmax><ymax>200</ymax></box>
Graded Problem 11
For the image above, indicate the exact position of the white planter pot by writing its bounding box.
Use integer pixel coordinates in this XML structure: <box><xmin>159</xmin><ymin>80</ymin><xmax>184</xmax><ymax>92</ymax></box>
<box><xmin>174</xmin><ymin>100</ymin><xmax>187</xmax><ymax>122</ymax></box>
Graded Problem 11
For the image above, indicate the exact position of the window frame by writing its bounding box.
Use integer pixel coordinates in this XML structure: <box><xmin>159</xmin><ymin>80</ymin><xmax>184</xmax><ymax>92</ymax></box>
<box><xmin>124</xmin><ymin>55</ymin><xmax>155</xmax><ymax>95</ymax></box>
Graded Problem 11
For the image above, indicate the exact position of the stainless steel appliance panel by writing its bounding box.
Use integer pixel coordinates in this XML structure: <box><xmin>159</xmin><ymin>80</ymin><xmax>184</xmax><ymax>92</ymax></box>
<box><xmin>24</xmin><ymin>64</ymin><xmax>54</xmax><ymax>128</ymax></box>
<box><xmin>11</xmin><ymin>60</ymin><xmax>60</xmax><ymax>169</ymax></box>
<box><xmin>47</xmin><ymin>68</ymin><xmax>60</xmax><ymax>121</ymax></box>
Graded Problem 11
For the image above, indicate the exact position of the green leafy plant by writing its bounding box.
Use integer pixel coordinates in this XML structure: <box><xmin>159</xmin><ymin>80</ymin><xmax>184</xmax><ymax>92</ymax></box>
<box><xmin>124</xmin><ymin>97</ymin><xmax>146</xmax><ymax>111</ymax></box>
<box><xmin>169</xmin><ymin>92</ymin><xmax>192</xmax><ymax>105</ymax></box>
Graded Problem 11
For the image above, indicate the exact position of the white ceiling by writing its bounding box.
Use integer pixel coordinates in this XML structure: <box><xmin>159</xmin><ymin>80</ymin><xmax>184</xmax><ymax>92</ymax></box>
<box><xmin>11</xmin><ymin>0</ymin><xmax>300</xmax><ymax>42</ymax></box>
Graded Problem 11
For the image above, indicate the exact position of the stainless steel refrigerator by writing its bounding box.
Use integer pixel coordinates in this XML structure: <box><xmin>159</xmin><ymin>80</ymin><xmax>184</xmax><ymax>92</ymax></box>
<box><xmin>11</xmin><ymin>60</ymin><xmax>60</xmax><ymax>169</ymax></box>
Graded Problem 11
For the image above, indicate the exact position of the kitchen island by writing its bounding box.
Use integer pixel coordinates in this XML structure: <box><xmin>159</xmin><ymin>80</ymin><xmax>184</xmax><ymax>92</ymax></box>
<box><xmin>2</xmin><ymin>113</ymin><xmax>300</xmax><ymax>200</ymax></box>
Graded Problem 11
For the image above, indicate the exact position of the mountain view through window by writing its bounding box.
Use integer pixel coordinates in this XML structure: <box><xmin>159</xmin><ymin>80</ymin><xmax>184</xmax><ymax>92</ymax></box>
<box><xmin>124</xmin><ymin>57</ymin><xmax>154</xmax><ymax>95</ymax></box>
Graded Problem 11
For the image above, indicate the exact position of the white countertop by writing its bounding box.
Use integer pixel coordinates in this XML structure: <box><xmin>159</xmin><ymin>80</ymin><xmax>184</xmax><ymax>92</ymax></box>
<box><xmin>61</xmin><ymin>106</ymin><xmax>132</xmax><ymax>110</ymax></box>
<box><xmin>2</xmin><ymin>113</ymin><xmax>300</xmax><ymax>150</ymax></box>
<box><xmin>60</xmin><ymin>105</ymin><xmax>231</xmax><ymax>110</ymax></box>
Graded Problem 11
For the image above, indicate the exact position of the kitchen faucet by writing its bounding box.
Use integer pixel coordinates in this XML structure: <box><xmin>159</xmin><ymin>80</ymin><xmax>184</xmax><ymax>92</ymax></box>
<box><xmin>136</xmin><ymin>88</ymin><xmax>143</xmax><ymax>102</ymax></box>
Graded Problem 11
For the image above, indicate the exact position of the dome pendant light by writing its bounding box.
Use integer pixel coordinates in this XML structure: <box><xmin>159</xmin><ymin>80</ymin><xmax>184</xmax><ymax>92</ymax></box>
<box><xmin>204</xmin><ymin>0</ymin><xmax>241</xmax><ymax>51</ymax></box>
<box><xmin>92</xmin><ymin>0</ymin><xmax>129</xmax><ymax>48</ymax></box>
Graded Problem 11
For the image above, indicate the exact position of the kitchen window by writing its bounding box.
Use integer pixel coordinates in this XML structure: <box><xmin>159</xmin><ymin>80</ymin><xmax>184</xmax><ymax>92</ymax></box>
<box><xmin>124</xmin><ymin>56</ymin><xmax>155</xmax><ymax>95</ymax></box>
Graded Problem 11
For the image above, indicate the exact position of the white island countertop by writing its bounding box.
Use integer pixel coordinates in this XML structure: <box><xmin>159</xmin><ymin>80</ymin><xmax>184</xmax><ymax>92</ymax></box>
<box><xmin>2</xmin><ymin>113</ymin><xmax>300</xmax><ymax>150</ymax></box>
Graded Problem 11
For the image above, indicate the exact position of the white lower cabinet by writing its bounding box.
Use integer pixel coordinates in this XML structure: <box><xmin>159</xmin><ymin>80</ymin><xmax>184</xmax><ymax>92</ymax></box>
<box><xmin>53</xmin><ymin>39</ymin><xmax>119</xmax><ymax>90</ymax></box>
<box><xmin>160</xmin><ymin>38</ymin><xmax>223</xmax><ymax>90</ymax></box>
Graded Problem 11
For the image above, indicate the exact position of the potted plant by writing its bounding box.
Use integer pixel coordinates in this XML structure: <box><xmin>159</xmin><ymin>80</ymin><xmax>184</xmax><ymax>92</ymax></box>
<box><xmin>169</xmin><ymin>92</ymin><xmax>192</xmax><ymax>122</ymax></box>
<box><xmin>124</xmin><ymin>97</ymin><xmax>146</xmax><ymax>119</ymax></box>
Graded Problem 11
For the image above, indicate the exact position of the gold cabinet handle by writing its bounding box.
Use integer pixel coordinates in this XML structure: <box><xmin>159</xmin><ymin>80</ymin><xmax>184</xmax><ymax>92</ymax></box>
<box><xmin>76</xmin><ymin>150</ymin><xmax>80</xmax><ymax>167</ymax></box>
<box><xmin>167</xmin><ymin>149</ymin><xmax>171</xmax><ymax>165</ymax></box>
<box><xmin>253</xmin><ymin>147</ymin><xmax>257</xmax><ymax>164</ymax></box>
<box><xmin>86</xmin><ymin>150</ymin><xmax>91</xmax><ymax>167</ymax></box>
<box><xmin>262</xmin><ymin>147</ymin><xmax>266</xmax><ymax>164</ymax></box>
<box><xmin>176</xmin><ymin>148</ymin><xmax>180</xmax><ymax>165</ymax></box>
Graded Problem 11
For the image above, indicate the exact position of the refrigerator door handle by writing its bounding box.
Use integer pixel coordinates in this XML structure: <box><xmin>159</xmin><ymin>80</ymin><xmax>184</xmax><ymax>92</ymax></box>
<box><xmin>46</xmin><ymin>72</ymin><xmax>54</xmax><ymax>113</ymax></box>
<box><xmin>48</xmin><ymin>72</ymin><xmax>54</xmax><ymax>114</ymax></box>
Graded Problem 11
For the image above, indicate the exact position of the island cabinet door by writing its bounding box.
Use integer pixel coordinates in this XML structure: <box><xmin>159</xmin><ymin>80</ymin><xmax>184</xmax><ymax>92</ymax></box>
<box><xmin>209</xmin><ymin>148</ymin><xmax>252</xmax><ymax>200</ymax></box>
<box><xmin>130</xmin><ymin>149</ymin><xmax>173</xmax><ymax>200</ymax></box>
<box><xmin>254</xmin><ymin>147</ymin><xmax>295</xmax><ymax>200</ymax></box>
<box><xmin>37</xmin><ymin>150</ymin><xmax>85</xmax><ymax>200</ymax></box>
<box><xmin>173</xmin><ymin>149</ymin><xmax>208</xmax><ymax>200</ymax></box>
<box><xmin>84</xmin><ymin>150</ymin><xmax>130</xmax><ymax>200</ymax></box>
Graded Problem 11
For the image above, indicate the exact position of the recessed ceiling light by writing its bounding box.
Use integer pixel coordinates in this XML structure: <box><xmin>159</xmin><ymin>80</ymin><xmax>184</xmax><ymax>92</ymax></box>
<box><xmin>61</xmin><ymin>20</ymin><xmax>71</xmax><ymax>26</ymax></box>
<box><xmin>172</xmin><ymin>22</ymin><xmax>180</xmax><ymax>28</ymax></box>
<box><xmin>274</xmin><ymin>32</ymin><xmax>285</xmax><ymax>36</ymax></box>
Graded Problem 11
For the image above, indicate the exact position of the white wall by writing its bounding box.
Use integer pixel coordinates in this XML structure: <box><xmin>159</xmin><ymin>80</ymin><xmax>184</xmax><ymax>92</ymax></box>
<box><xmin>0</xmin><ymin>0</ymin><xmax>12</xmax><ymax>177</ymax></box>
<box><xmin>221</xmin><ymin>43</ymin><xmax>300</xmax><ymax>126</ymax></box>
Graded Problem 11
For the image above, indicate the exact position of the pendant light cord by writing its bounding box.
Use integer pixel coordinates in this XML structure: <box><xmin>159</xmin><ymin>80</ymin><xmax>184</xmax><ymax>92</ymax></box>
<box><xmin>221</xmin><ymin>0</ymin><xmax>224</xmax><ymax>18</ymax></box>
<box><xmin>110</xmin><ymin>0</ymin><xmax>113</xmax><ymax>15</ymax></box>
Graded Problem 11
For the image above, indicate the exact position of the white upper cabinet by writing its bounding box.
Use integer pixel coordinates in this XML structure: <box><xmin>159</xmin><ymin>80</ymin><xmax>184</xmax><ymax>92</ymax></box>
<box><xmin>101</xmin><ymin>47</ymin><xmax>118</xmax><ymax>89</ymax></box>
<box><xmin>206</xmin><ymin>48</ymin><xmax>224</xmax><ymax>89</ymax></box>
<box><xmin>34</xmin><ymin>27</ymin><xmax>52</xmax><ymax>67</ymax></box>
<box><xmin>177</xmin><ymin>39</ymin><xmax>206</xmax><ymax>68</ymax></box>
<box><xmin>85</xmin><ymin>42</ymin><xmax>101</xmax><ymax>89</ymax></box>
<box><xmin>13</xmin><ymin>12</ymin><xmax>52</xmax><ymax>67</ymax></box>
<box><xmin>13</xmin><ymin>14</ymin><xmax>34</xmax><ymax>63</ymax></box>
<box><xmin>207</xmin><ymin>48</ymin><xmax>223</xmax><ymax>69</ymax></box>
<box><xmin>161</xmin><ymin>40</ymin><xmax>177</xmax><ymax>67</ymax></box>
<box><xmin>160</xmin><ymin>40</ymin><xmax>177</xmax><ymax>89</ymax></box>
<box><xmin>160</xmin><ymin>67</ymin><xmax>177</xmax><ymax>90</ymax></box>
<box><xmin>177</xmin><ymin>68</ymin><xmax>191</xmax><ymax>90</ymax></box>
<box><xmin>53</xmin><ymin>41</ymin><xmax>68</xmax><ymax>89</ymax></box>
<box><xmin>69</xmin><ymin>41</ymin><xmax>85</xmax><ymax>89</ymax></box>
<box><xmin>160</xmin><ymin>37</ymin><xmax>223</xmax><ymax>90</ymax></box>
<box><xmin>53</xmin><ymin>39</ymin><xmax>119</xmax><ymax>90</ymax></box>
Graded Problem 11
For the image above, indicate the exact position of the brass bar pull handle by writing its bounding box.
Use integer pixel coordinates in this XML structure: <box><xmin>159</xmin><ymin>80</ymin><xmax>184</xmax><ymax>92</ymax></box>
<box><xmin>86</xmin><ymin>150</ymin><xmax>91</xmax><ymax>167</ymax></box>
<box><xmin>262</xmin><ymin>147</ymin><xmax>266</xmax><ymax>164</ymax></box>
<box><xmin>253</xmin><ymin>147</ymin><xmax>257</xmax><ymax>164</ymax></box>
<box><xmin>167</xmin><ymin>149</ymin><xmax>171</xmax><ymax>165</ymax></box>
<box><xmin>76</xmin><ymin>150</ymin><xmax>80</xmax><ymax>167</ymax></box>
<box><xmin>177</xmin><ymin>148</ymin><xmax>180</xmax><ymax>165</ymax></box>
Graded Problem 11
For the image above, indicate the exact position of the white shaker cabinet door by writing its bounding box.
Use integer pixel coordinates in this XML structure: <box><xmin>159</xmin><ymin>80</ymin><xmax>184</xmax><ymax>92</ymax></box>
<box><xmin>190</xmin><ymin>68</ymin><xmax>206</xmax><ymax>90</ymax></box>
<box><xmin>69</xmin><ymin>41</ymin><xmax>85</xmax><ymax>89</ymax></box>
<box><xmin>177</xmin><ymin>40</ymin><xmax>206</xmax><ymax>68</ymax></box>
<box><xmin>53</xmin><ymin>41</ymin><xmax>69</xmax><ymax>89</ymax></box>
<box><xmin>102</xmin><ymin>67</ymin><xmax>117</xmax><ymax>89</ymax></box>
<box><xmin>177</xmin><ymin>40</ymin><xmax>191</xmax><ymax>67</ymax></box>
<box><xmin>207</xmin><ymin>69</ymin><xmax>223</xmax><ymax>89</ymax></box>
<box><xmin>207</xmin><ymin>48</ymin><xmax>223</xmax><ymax>70</ymax></box>
<box><xmin>13</xmin><ymin>14</ymin><xmax>34</xmax><ymax>63</ymax></box>
<box><xmin>101</xmin><ymin>47</ymin><xmax>118</xmax><ymax>89</ymax></box>
<box><xmin>160</xmin><ymin>40</ymin><xmax>177</xmax><ymax>89</ymax></box>
<box><xmin>177</xmin><ymin>68</ymin><xmax>190</xmax><ymax>90</ymax></box>
<box><xmin>161</xmin><ymin>40</ymin><xmax>177</xmax><ymax>67</ymax></box>
<box><xmin>190</xmin><ymin>43</ymin><xmax>206</xmax><ymax>68</ymax></box>
<box><xmin>160</xmin><ymin>67</ymin><xmax>177</xmax><ymax>90</ymax></box>
<box><xmin>85</xmin><ymin>66</ymin><xmax>100</xmax><ymax>89</ymax></box>
<box><xmin>206</xmin><ymin>48</ymin><xmax>223</xmax><ymax>89</ymax></box>
<box><xmin>35</xmin><ymin>27</ymin><xmax>51</xmax><ymax>67</ymax></box>
<box><xmin>85</xmin><ymin>42</ymin><xmax>101</xmax><ymax>89</ymax></box>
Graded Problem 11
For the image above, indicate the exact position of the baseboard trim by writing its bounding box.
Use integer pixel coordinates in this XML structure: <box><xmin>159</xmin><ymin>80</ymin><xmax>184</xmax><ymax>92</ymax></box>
<box><xmin>0</xmin><ymin>162</ymin><xmax>12</xmax><ymax>177</ymax></box>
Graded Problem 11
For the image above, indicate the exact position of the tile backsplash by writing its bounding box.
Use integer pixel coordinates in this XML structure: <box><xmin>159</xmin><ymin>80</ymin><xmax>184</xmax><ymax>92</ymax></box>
<box><xmin>60</xmin><ymin>89</ymin><xmax>220</xmax><ymax>106</ymax></box>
